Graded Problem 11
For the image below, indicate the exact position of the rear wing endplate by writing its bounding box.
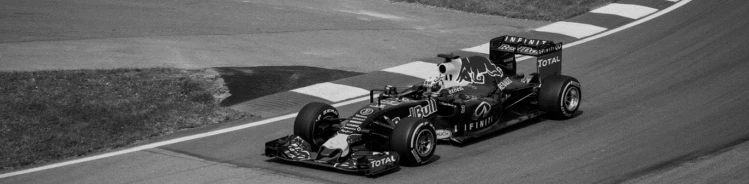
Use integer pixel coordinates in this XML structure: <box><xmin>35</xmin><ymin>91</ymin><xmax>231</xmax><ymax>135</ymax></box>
<box><xmin>489</xmin><ymin>35</ymin><xmax>563</xmax><ymax>82</ymax></box>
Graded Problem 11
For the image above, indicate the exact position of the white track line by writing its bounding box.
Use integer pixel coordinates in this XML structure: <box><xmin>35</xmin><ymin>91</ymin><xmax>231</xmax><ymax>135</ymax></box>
<box><xmin>535</xmin><ymin>21</ymin><xmax>608</xmax><ymax>39</ymax></box>
<box><xmin>591</xmin><ymin>3</ymin><xmax>658</xmax><ymax>19</ymax></box>
<box><xmin>382</xmin><ymin>61</ymin><xmax>438</xmax><ymax>79</ymax></box>
<box><xmin>338</xmin><ymin>10</ymin><xmax>405</xmax><ymax>20</ymax></box>
<box><xmin>462</xmin><ymin>43</ymin><xmax>490</xmax><ymax>54</ymax></box>
<box><xmin>565</xmin><ymin>0</ymin><xmax>692</xmax><ymax>49</ymax></box>
<box><xmin>0</xmin><ymin>0</ymin><xmax>692</xmax><ymax>178</ymax></box>
<box><xmin>291</xmin><ymin>82</ymin><xmax>369</xmax><ymax>102</ymax></box>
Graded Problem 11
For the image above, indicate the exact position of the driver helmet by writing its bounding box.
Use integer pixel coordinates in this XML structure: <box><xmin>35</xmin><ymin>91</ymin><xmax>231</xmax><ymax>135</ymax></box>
<box><xmin>383</xmin><ymin>85</ymin><xmax>397</xmax><ymax>97</ymax></box>
<box><xmin>423</xmin><ymin>76</ymin><xmax>443</xmax><ymax>93</ymax></box>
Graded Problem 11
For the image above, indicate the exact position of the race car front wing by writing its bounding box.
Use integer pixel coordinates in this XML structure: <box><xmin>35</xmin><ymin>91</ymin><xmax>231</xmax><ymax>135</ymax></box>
<box><xmin>264</xmin><ymin>135</ymin><xmax>400</xmax><ymax>176</ymax></box>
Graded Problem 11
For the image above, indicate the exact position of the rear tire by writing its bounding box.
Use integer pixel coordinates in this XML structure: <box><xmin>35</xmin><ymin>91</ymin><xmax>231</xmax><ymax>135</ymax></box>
<box><xmin>294</xmin><ymin>102</ymin><xmax>339</xmax><ymax>150</ymax></box>
<box><xmin>390</xmin><ymin>117</ymin><xmax>436</xmax><ymax>166</ymax></box>
<box><xmin>539</xmin><ymin>75</ymin><xmax>581</xmax><ymax>119</ymax></box>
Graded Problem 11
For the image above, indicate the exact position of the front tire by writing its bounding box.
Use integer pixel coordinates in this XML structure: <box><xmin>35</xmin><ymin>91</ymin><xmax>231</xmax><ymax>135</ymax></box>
<box><xmin>539</xmin><ymin>75</ymin><xmax>581</xmax><ymax>119</ymax></box>
<box><xmin>390</xmin><ymin>117</ymin><xmax>436</xmax><ymax>166</ymax></box>
<box><xmin>294</xmin><ymin>102</ymin><xmax>339</xmax><ymax>150</ymax></box>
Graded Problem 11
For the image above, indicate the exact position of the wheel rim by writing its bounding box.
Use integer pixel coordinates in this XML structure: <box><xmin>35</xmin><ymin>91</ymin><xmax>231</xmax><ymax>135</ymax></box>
<box><xmin>415</xmin><ymin>129</ymin><xmax>435</xmax><ymax>156</ymax></box>
<box><xmin>564</xmin><ymin>87</ymin><xmax>580</xmax><ymax>112</ymax></box>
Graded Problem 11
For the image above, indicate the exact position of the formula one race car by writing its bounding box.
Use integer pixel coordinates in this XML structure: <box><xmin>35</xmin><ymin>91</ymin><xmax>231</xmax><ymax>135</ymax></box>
<box><xmin>264</xmin><ymin>35</ymin><xmax>581</xmax><ymax>176</ymax></box>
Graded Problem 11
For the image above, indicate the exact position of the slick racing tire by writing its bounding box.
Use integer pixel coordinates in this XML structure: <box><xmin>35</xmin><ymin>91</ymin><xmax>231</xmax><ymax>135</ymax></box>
<box><xmin>390</xmin><ymin>117</ymin><xmax>436</xmax><ymax>166</ymax></box>
<box><xmin>539</xmin><ymin>75</ymin><xmax>581</xmax><ymax>119</ymax></box>
<box><xmin>294</xmin><ymin>102</ymin><xmax>339</xmax><ymax>150</ymax></box>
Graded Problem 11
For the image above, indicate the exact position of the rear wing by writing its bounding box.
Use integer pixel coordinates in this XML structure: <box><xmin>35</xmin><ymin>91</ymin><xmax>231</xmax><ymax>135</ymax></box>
<box><xmin>489</xmin><ymin>35</ymin><xmax>563</xmax><ymax>82</ymax></box>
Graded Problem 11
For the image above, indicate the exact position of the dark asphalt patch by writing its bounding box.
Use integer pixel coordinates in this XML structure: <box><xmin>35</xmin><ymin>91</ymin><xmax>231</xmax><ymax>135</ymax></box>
<box><xmin>214</xmin><ymin>66</ymin><xmax>362</xmax><ymax>107</ymax></box>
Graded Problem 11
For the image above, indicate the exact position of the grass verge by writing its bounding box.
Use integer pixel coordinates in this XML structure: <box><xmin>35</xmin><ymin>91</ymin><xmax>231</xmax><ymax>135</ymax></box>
<box><xmin>391</xmin><ymin>0</ymin><xmax>619</xmax><ymax>21</ymax></box>
<box><xmin>0</xmin><ymin>68</ymin><xmax>247</xmax><ymax>171</ymax></box>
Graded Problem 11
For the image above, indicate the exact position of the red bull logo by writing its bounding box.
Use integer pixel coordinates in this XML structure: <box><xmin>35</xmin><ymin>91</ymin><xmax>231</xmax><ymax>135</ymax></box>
<box><xmin>456</xmin><ymin>56</ymin><xmax>504</xmax><ymax>84</ymax></box>
<box><xmin>409</xmin><ymin>99</ymin><xmax>437</xmax><ymax>118</ymax></box>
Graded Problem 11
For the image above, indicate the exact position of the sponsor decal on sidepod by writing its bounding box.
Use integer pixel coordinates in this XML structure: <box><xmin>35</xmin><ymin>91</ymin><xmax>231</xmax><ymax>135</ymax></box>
<box><xmin>473</xmin><ymin>101</ymin><xmax>492</xmax><ymax>120</ymax></box>
<box><xmin>463</xmin><ymin>115</ymin><xmax>497</xmax><ymax>131</ymax></box>
<box><xmin>497</xmin><ymin>77</ymin><xmax>512</xmax><ymax>91</ymax></box>
<box><xmin>448</xmin><ymin>86</ymin><xmax>464</xmax><ymax>94</ymax></box>
<box><xmin>409</xmin><ymin>100</ymin><xmax>437</xmax><ymax>118</ymax></box>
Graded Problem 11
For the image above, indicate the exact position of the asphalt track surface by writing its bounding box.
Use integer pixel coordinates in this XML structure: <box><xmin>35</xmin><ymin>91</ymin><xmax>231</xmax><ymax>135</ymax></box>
<box><xmin>4</xmin><ymin>0</ymin><xmax>749</xmax><ymax>184</ymax></box>
<box><xmin>0</xmin><ymin>0</ymin><xmax>543</xmax><ymax>72</ymax></box>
